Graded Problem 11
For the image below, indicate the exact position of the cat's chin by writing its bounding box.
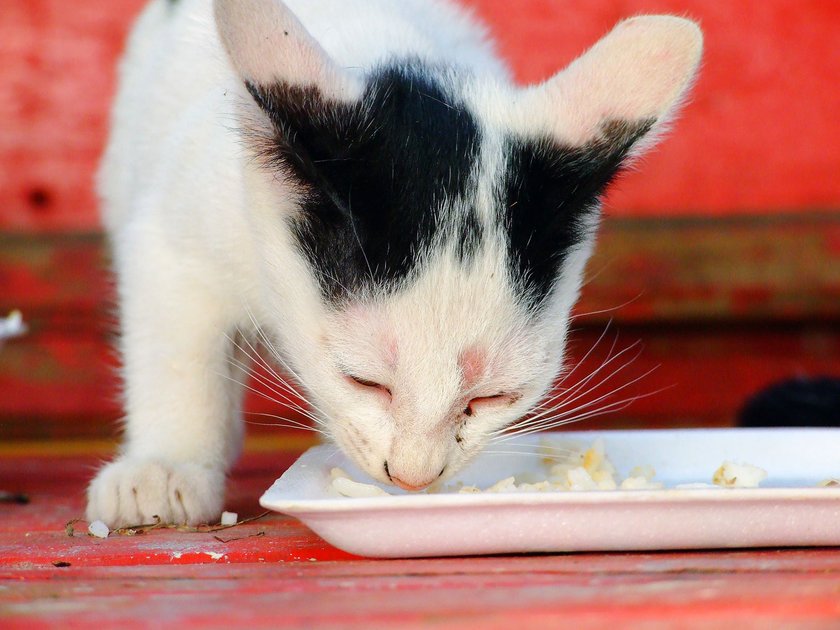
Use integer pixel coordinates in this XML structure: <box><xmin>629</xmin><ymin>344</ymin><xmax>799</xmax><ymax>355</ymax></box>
<box><xmin>86</xmin><ymin>457</ymin><xmax>225</xmax><ymax>528</ymax></box>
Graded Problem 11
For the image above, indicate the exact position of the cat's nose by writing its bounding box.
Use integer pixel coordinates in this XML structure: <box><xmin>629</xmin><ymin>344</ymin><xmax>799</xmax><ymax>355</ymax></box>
<box><xmin>384</xmin><ymin>460</ymin><xmax>445</xmax><ymax>491</ymax></box>
<box><xmin>389</xmin><ymin>475</ymin><xmax>433</xmax><ymax>491</ymax></box>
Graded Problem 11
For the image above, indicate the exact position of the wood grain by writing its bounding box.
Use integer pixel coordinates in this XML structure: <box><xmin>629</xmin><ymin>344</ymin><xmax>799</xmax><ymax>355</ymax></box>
<box><xmin>2</xmin><ymin>216</ymin><xmax>839</xmax><ymax>439</ymax></box>
<box><xmin>2</xmin><ymin>451</ymin><xmax>840</xmax><ymax>628</ymax></box>
<box><xmin>1</xmin><ymin>0</ymin><xmax>838</xmax><ymax>230</ymax></box>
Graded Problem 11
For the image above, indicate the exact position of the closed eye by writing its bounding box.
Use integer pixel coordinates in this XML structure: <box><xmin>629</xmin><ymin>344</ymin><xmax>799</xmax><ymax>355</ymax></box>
<box><xmin>345</xmin><ymin>374</ymin><xmax>392</xmax><ymax>397</ymax></box>
<box><xmin>464</xmin><ymin>393</ymin><xmax>520</xmax><ymax>416</ymax></box>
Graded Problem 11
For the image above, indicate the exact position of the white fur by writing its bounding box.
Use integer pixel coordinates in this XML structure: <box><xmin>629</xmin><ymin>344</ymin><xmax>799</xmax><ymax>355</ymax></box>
<box><xmin>89</xmin><ymin>0</ymin><xmax>701</xmax><ymax>526</ymax></box>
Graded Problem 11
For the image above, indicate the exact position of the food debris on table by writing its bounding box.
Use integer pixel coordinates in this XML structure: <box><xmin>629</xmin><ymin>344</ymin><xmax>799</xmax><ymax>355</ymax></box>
<box><xmin>88</xmin><ymin>520</ymin><xmax>110</xmax><ymax>538</ymax></box>
<box><xmin>0</xmin><ymin>310</ymin><xmax>26</xmax><ymax>348</ymax></box>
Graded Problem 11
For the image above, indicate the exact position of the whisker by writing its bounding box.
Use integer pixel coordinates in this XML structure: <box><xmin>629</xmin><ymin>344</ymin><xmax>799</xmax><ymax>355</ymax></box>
<box><xmin>244</xmin><ymin>413</ymin><xmax>331</xmax><ymax>437</ymax></box>
<box><xmin>214</xmin><ymin>367</ymin><xmax>322</xmax><ymax>424</ymax></box>
<box><xmin>475</xmin><ymin>452</ymin><xmax>575</xmax><ymax>459</ymax></box>
<box><xmin>226</xmin><ymin>353</ymin><xmax>326</xmax><ymax>425</ymax></box>
<box><xmin>506</xmin><ymin>338</ymin><xmax>642</xmax><ymax>433</ymax></box>
<box><xmin>243</xmin><ymin>420</ymin><xmax>328</xmax><ymax>435</ymax></box>
<box><xmin>544</xmin><ymin>335</ymin><xmax>637</xmax><ymax>412</ymax></box>
<box><xmin>569</xmin><ymin>292</ymin><xmax>645</xmax><ymax>322</ymax></box>
<box><xmin>228</xmin><ymin>318</ymin><xmax>341</xmax><ymax>430</ymax></box>
<box><xmin>554</xmin><ymin>319</ymin><xmax>615</xmax><ymax>388</ymax></box>
<box><xmin>494</xmin><ymin>381</ymin><xmax>645</xmax><ymax>440</ymax></box>
<box><xmin>242</xmin><ymin>310</ymin><xmax>338</xmax><ymax>423</ymax></box>
<box><xmin>529</xmin><ymin>327</ymin><xmax>624</xmax><ymax>420</ymax></box>
<box><xmin>324</xmin><ymin>445</ymin><xmax>343</xmax><ymax>464</ymax></box>
<box><xmin>227</xmin><ymin>332</ymin><xmax>307</xmax><ymax>401</ymax></box>
<box><xmin>246</xmin><ymin>411</ymin><xmax>324</xmax><ymax>430</ymax></box>
<box><xmin>480</xmin><ymin>441</ymin><xmax>580</xmax><ymax>455</ymax></box>
<box><xmin>493</xmin><ymin>352</ymin><xmax>662</xmax><ymax>441</ymax></box>
<box><xmin>493</xmin><ymin>382</ymin><xmax>670</xmax><ymax>441</ymax></box>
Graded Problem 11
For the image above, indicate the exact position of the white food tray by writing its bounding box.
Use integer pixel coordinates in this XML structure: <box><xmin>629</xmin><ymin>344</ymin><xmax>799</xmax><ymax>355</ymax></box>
<box><xmin>260</xmin><ymin>429</ymin><xmax>840</xmax><ymax>558</ymax></box>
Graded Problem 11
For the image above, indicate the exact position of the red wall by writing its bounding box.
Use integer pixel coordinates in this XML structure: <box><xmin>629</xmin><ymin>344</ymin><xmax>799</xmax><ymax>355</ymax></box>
<box><xmin>1</xmin><ymin>0</ymin><xmax>838</xmax><ymax>232</ymax></box>
<box><xmin>1</xmin><ymin>1</ymin><xmax>839</xmax><ymax>437</ymax></box>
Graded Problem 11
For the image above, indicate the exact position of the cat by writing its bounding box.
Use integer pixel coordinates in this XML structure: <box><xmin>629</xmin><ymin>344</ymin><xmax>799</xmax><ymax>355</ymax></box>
<box><xmin>87</xmin><ymin>0</ymin><xmax>702</xmax><ymax>526</ymax></box>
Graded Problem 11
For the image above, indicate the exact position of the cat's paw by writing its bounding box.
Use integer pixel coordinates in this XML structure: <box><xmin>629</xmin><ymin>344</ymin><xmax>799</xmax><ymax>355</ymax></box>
<box><xmin>86</xmin><ymin>458</ymin><xmax>225</xmax><ymax>528</ymax></box>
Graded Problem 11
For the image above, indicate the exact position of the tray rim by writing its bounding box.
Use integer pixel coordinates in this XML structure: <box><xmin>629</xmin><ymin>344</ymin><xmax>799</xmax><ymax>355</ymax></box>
<box><xmin>262</xmin><ymin>486</ymin><xmax>840</xmax><ymax>515</ymax></box>
<box><xmin>260</xmin><ymin>427</ymin><xmax>840</xmax><ymax>515</ymax></box>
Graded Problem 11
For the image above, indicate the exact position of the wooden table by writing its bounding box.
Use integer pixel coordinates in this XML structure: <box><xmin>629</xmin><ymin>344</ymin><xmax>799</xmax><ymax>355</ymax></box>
<box><xmin>3</xmin><ymin>443</ymin><xmax>840</xmax><ymax>629</ymax></box>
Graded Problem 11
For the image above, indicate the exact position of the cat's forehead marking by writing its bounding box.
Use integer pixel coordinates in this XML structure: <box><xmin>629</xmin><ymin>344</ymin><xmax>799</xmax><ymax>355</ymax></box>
<box><xmin>249</xmin><ymin>61</ymin><xmax>653</xmax><ymax>311</ymax></box>
<box><xmin>501</xmin><ymin>118</ymin><xmax>654</xmax><ymax>306</ymax></box>
<box><xmin>248</xmin><ymin>62</ymin><xmax>482</xmax><ymax>301</ymax></box>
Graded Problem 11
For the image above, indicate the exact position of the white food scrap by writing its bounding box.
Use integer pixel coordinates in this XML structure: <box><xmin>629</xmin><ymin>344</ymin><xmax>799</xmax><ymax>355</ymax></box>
<box><xmin>332</xmin><ymin>475</ymin><xmax>391</xmax><ymax>498</ymax></box>
<box><xmin>620</xmin><ymin>476</ymin><xmax>664</xmax><ymax>490</ymax></box>
<box><xmin>88</xmin><ymin>520</ymin><xmax>110</xmax><ymax>539</ymax></box>
<box><xmin>484</xmin><ymin>477</ymin><xmax>518</xmax><ymax>493</ymax></box>
<box><xmin>0</xmin><ymin>310</ymin><xmax>26</xmax><ymax>343</ymax></box>
<box><xmin>712</xmin><ymin>461</ymin><xmax>768</xmax><ymax>488</ymax></box>
<box><xmin>566</xmin><ymin>466</ymin><xmax>599</xmax><ymax>491</ymax></box>
<box><xmin>515</xmin><ymin>481</ymin><xmax>553</xmax><ymax>493</ymax></box>
<box><xmin>220</xmin><ymin>511</ymin><xmax>238</xmax><ymax>526</ymax></box>
<box><xmin>330</xmin><ymin>467</ymin><xmax>350</xmax><ymax>482</ymax></box>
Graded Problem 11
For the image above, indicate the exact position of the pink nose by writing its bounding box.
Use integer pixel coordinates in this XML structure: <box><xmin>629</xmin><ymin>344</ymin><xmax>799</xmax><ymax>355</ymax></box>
<box><xmin>390</xmin><ymin>476</ymin><xmax>433</xmax><ymax>492</ymax></box>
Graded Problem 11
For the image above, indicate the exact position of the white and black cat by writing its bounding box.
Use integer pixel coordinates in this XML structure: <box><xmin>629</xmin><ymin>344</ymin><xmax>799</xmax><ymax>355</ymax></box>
<box><xmin>87</xmin><ymin>0</ymin><xmax>702</xmax><ymax>526</ymax></box>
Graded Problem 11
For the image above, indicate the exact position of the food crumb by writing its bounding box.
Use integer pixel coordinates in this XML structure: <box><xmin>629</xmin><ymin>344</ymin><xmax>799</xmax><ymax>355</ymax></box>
<box><xmin>0</xmin><ymin>310</ymin><xmax>26</xmax><ymax>342</ymax></box>
<box><xmin>620</xmin><ymin>476</ymin><xmax>663</xmax><ymax>490</ymax></box>
<box><xmin>331</xmin><ymin>472</ymin><xmax>391</xmax><ymax>498</ymax></box>
<box><xmin>712</xmin><ymin>461</ymin><xmax>768</xmax><ymax>488</ymax></box>
<box><xmin>484</xmin><ymin>477</ymin><xmax>517</xmax><ymax>493</ymax></box>
<box><xmin>220</xmin><ymin>511</ymin><xmax>238</xmax><ymax>526</ymax></box>
<box><xmin>88</xmin><ymin>520</ymin><xmax>110</xmax><ymax>538</ymax></box>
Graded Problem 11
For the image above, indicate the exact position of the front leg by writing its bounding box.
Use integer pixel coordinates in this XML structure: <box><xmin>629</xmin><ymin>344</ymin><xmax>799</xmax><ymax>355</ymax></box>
<box><xmin>87</xmin><ymin>252</ymin><xmax>246</xmax><ymax>527</ymax></box>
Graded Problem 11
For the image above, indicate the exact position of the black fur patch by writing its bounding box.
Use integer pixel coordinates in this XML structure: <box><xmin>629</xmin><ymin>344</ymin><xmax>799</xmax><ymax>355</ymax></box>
<box><xmin>455</xmin><ymin>209</ymin><xmax>483</xmax><ymax>263</ymax></box>
<box><xmin>503</xmin><ymin>119</ymin><xmax>654</xmax><ymax>306</ymax></box>
<box><xmin>246</xmin><ymin>63</ymin><xmax>480</xmax><ymax>301</ymax></box>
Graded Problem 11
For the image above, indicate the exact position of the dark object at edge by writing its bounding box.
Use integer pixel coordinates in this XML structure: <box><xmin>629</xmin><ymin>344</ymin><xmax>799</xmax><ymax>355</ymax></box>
<box><xmin>737</xmin><ymin>377</ymin><xmax>840</xmax><ymax>427</ymax></box>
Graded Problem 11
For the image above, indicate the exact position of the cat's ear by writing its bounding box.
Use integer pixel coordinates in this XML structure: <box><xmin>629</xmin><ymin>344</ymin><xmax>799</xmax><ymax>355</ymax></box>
<box><xmin>516</xmin><ymin>15</ymin><xmax>703</xmax><ymax>154</ymax></box>
<box><xmin>213</xmin><ymin>0</ymin><xmax>360</xmax><ymax>100</ymax></box>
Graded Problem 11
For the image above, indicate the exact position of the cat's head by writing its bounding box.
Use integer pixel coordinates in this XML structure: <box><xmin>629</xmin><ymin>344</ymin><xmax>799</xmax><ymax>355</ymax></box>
<box><xmin>215</xmin><ymin>0</ymin><xmax>702</xmax><ymax>488</ymax></box>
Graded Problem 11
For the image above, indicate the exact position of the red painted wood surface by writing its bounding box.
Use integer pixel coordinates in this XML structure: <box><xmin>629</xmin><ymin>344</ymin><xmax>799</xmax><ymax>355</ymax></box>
<box><xmin>3</xmin><ymin>449</ymin><xmax>840</xmax><ymax>628</ymax></box>
<box><xmin>4</xmin><ymin>320</ymin><xmax>840</xmax><ymax>440</ymax></box>
<box><xmin>3</xmin><ymin>5</ymin><xmax>838</xmax><ymax>623</ymax></box>
<box><xmin>1</xmin><ymin>0</ymin><xmax>838</xmax><ymax>231</ymax></box>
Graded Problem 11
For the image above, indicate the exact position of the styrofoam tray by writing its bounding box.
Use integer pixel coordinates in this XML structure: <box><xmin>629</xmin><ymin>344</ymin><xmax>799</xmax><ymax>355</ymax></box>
<box><xmin>260</xmin><ymin>429</ymin><xmax>840</xmax><ymax>558</ymax></box>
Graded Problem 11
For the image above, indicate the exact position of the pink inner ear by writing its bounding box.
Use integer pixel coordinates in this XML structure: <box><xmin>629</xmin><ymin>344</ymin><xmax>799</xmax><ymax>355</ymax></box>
<box><xmin>459</xmin><ymin>347</ymin><xmax>487</xmax><ymax>389</ymax></box>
